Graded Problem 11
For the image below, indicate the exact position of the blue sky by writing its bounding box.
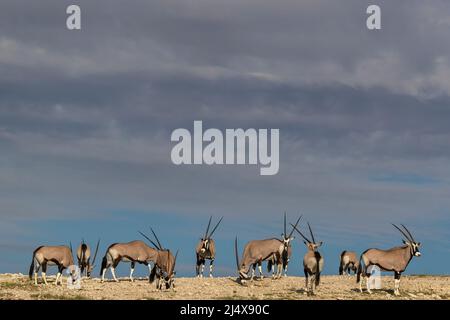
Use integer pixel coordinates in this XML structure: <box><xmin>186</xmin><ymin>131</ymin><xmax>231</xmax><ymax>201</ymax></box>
<box><xmin>0</xmin><ymin>0</ymin><xmax>449</xmax><ymax>278</ymax></box>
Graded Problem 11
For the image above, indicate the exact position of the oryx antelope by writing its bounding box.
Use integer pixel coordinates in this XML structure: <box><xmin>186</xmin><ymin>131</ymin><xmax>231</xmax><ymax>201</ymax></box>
<box><xmin>291</xmin><ymin>222</ymin><xmax>324</xmax><ymax>295</ymax></box>
<box><xmin>29</xmin><ymin>245</ymin><xmax>75</xmax><ymax>285</ymax></box>
<box><xmin>76</xmin><ymin>239</ymin><xmax>100</xmax><ymax>278</ymax></box>
<box><xmin>195</xmin><ymin>216</ymin><xmax>223</xmax><ymax>278</ymax></box>
<box><xmin>235</xmin><ymin>215</ymin><xmax>301</xmax><ymax>283</ymax></box>
<box><xmin>356</xmin><ymin>224</ymin><xmax>421</xmax><ymax>296</ymax></box>
<box><xmin>100</xmin><ymin>239</ymin><xmax>158</xmax><ymax>282</ymax></box>
<box><xmin>339</xmin><ymin>250</ymin><xmax>359</xmax><ymax>275</ymax></box>
<box><xmin>142</xmin><ymin>228</ymin><xmax>178</xmax><ymax>290</ymax></box>
<box><xmin>259</xmin><ymin>213</ymin><xmax>295</xmax><ymax>278</ymax></box>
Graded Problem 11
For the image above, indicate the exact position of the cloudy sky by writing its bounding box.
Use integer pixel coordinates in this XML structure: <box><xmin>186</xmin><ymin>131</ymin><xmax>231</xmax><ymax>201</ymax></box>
<box><xmin>0</xmin><ymin>0</ymin><xmax>449</xmax><ymax>277</ymax></box>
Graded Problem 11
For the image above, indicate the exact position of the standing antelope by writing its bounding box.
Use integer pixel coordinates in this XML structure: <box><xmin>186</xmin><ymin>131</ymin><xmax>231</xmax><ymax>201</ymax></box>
<box><xmin>29</xmin><ymin>245</ymin><xmax>75</xmax><ymax>285</ymax></box>
<box><xmin>357</xmin><ymin>224</ymin><xmax>421</xmax><ymax>296</ymax></box>
<box><xmin>100</xmin><ymin>239</ymin><xmax>158</xmax><ymax>282</ymax></box>
<box><xmin>339</xmin><ymin>250</ymin><xmax>359</xmax><ymax>275</ymax></box>
<box><xmin>76</xmin><ymin>239</ymin><xmax>100</xmax><ymax>278</ymax></box>
<box><xmin>141</xmin><ymin>228</ymin><xmax>178</xmax><ymax>290</ymax></box>
<box><xmin>235</xmin><ymin>216</ymin><xmax>301</xmax><ymax>283</ymax></box>
<box><xmin>196</xmin><ymin>216</ymin><xmax>223</xmax><ymax>278</ymax></box>
<box><xmin>262</xmin><ymin>213</ymin><xmax>295</xmax><ymax>278</ymax></box>
<box><xmin>291</xmin><ymin>222</ymin><xmax>324</xmax><ymax>295</ymax></box>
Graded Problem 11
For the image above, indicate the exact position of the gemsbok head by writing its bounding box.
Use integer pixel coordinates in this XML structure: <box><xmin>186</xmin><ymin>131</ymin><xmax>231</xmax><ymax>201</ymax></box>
<box><xmin>142</xmin><ymin>227</ymin><xmax>178</xmax><ymax>290</ymax></box>
<box><xmin>357</xmin><ymin>224</ymin><xmax>421</xmax><ymax>295</ymax></box>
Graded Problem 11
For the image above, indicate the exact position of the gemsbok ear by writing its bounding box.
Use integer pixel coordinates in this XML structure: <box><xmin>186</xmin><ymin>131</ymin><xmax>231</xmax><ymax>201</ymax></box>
<box><xmin>402</xmin><ymin>239</ymin><xmax>408</xmax><ymax>245</ymax></box>
<box><xmin>417</xmin><ymin>242</ymin><xmax>421</xmax><ymax>246</ymax></box>
<box><xmin>318</xmin><ymin>241</ymin><xmax>323</xmax><ymax>247</ymax></box>
<box><xmin>303</xmin><ymin>241</ymin><xmax>307</xmax><ymax>245</ymax></box>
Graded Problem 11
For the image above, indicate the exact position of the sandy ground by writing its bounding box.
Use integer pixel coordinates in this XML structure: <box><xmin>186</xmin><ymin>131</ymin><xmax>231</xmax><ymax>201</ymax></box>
<box><xmin>0</xmin><ymin>273</ymin><xmax>449</xmax><ymax>300</ymax></box>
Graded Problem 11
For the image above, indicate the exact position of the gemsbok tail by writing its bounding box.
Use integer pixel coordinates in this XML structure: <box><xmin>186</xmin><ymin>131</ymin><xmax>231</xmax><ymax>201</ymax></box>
<box><xmin>314</xmin><ymin>251</ymin><xmax>321</xmax><ymax>287</ymax></box>
<box><xmin>339</xmin><ymin>251</ymin><xmax>346</xmax><ymax>275</ymax></box>
<box><xmin>356</xmin><ymin>253</ymin><xmax>365</xmax><ymax>283</ymax></box>
<box><xmin>28</xmin><ymin>256</ymin><xmax>34</xmax><ymax>280</ymax></box>
<box><xmin>28</xmin><ymin>246</ymin><xmax>43</xmax><ymax>279</ymax></box>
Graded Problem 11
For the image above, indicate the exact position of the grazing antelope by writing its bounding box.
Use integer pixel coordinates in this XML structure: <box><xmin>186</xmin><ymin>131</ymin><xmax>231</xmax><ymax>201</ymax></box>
<box><xmin>196</xmin><ymin>216</ymin><xmax>223</xmax><ymax>278</ymax></box>
<box><xmin>235</xmin><ymin>215</ymin><xmax>301</xmax><ymax>283</ymax></box>
<box><xmin>100</xmin><ymin>239</ymin><xmax>158</xmax><ymax>282</ymax></box>
<box><xmin>76</xmin><ymin>239</ymin><xmax>100</xmax><ymax>278</ymax></box>
<box><xmin>141</xmin><ymin>228</ymin><xmax>178</xmax><ymax>290</ymax></box>
<box><xmin>357</xmin><ymin>224</ymin><xmax>421</xmax><ymax>296</ymax></box>
<box><xmin>29</xmin><ymin>245</ymin><xmax>75</xmax><ymax>285</ymax></box>
<box><xmin>339</xmin><ymin>250</ymin><xmax>359</xmax><ymax>275</ymax></box>
<box><xmin>291</xmin><ymin>222</ymin><xmax>324</xmax><ymax>295</ymax></box>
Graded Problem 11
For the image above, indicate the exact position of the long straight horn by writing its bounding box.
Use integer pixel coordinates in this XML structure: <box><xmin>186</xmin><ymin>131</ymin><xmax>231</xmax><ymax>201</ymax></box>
<box><xmin>171</xmin><ymin>250</ymin><xmax>179</xmax><ymax>275</ymax></box>
<box><xmin>234</xmin><ymin>237</ymin><xmax>240</xmax><ymax>270</ymax></box>
<box><xmin>392</xmin><ymin>224</ymin><xmax>412</xmax><ymax>242</ymax></box>
<box><xmin>208</xmin><ymin>216</ymin><xmax>223</xmax><ymax>238</ymax></box>
<box><xmin>92</xmin><ymin>239</ymin><xmax>100</xmax><ymax>265</ymax></box>
<box><xmin>290</xmin><ymin>223</ymin><xmax>311</xmax><ymax>243</ymax></box>
<box><xmin>139</xmin><ymin>231</ymin><xmax>160</xmax><ymax>249</ymax></box>
<box><xmin>307</xmin><ymin>222</ymin><xmax>316</xmax><ymax>243</ymax></box>
<box><xmin>401</xmin><ymin>224</ymin><xmax>416</xmax><ymax>242</ymax></box>
<box><xmin>204</xmin><ymin>216</ymin><xmax>212</xmax><ymax>239</ymax></box>
<box><xmin>150</xmin><ymin>227</ymin><xmax>163</xmax><ymax>250</ymax></box>
<box><xmin>288</xmin><ymin>215</ymin><xmax>302</xmax><ymax>238</ymax></box>
<box><xmin>284</xmin><ymin>212</ymin><xmax>287</xmax><ymax>237</ymax></box>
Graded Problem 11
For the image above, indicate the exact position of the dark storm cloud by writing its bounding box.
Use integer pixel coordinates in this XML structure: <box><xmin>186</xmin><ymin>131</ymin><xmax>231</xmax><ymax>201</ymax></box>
<box><xmin>0</xmin><ymin>0</ymin><xmax>449</xmax><ymax>274</ymax></box>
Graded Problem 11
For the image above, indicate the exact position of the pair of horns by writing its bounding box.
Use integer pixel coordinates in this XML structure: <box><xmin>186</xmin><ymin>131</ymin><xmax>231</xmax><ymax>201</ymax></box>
<box><xmin>290</xmin><ymin>221</ymin><xmax>317</xmax><ymax>244</ymax></box>
<box><xmin>204</xmin><ymin>216</ymin><xmax>223</xmax><ymax>240</ymax></box>
<box><xmin>139</xmin><ymin>227</ymin><xmax>164</xmax><ymax>250</ymax></box>
<box><xmin>284</xmin><ymin>213</ymin><xmax>302</xmax><ymax>239</ymax></box>
<box><xmin>392</xmin><ymin>224</ymin><xmax>416</xmax><ymax>243</ymax></box>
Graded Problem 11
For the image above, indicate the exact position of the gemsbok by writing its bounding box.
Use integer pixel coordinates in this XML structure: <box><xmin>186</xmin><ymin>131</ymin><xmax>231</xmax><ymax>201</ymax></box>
<box><xmin>141</xmin><ymin>228</ymin><xmax>178</xmax><ymax>290</ymax></box>
<box><xmin>339</xmin><ymin>250</ymin><xmax>359</xmax><ymax>275</ymax></box>
<box><xmin>29</xmin><ymin>245</ymin><xmax>75</xmax><ymax>285</ymax></box>
<box><xmin>100</xmin><ymin>239</ymin><xmax>158</xmax><ymax>282</ymax></box>
<box><xmin>291</xmin><ymin>222</ymin><xmax>324</xmax><ymax>295</ymax></box>
<box><xmin>195</xmin><ymin>216</ymin><xmax>223</xmax><ymax>278</ymax></box>
<box><xmin>235</xmin><ymin>215</ymin><xmax>301</xmax><ymax>283</ymax></box>
<box><xmin>76</xmin><ymin>239</ymin><xmax>100</xmax><ymax>278</ymax></box>
<box><xmin>356</xmin><ymin>224</ymin><xmax>421</xmax><ymax>296</ymax></box>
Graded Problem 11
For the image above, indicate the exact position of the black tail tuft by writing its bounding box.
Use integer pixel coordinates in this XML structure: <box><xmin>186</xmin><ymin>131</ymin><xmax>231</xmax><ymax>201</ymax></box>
<box><xmin>100</xmin><ymin>256</ymin><xmax>107</xmax><ymax>276</ymax></box>
<box><xmin>28</xmin><ymin>257</ymin><xmax>35</xmax><ymax>280</ymax></box>
<box><xmin>356</xmin><ymin>254</ymin><xmax>364</xmax><ymax>283</ymax></box>
<box><xmin>315</xmin><ymin>272</ymin><xmax>321</xmax><ymax>287</ymax></box>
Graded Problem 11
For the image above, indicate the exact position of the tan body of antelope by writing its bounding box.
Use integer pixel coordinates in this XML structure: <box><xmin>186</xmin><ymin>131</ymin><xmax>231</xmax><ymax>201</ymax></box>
<box><xmin>235</xmin><ymin>215</ymin><xmax>301</xmax><ymax>283</ymax></box>
<box><xmin>76</xmin><ymin>239</ymin><xmax>100</xmax><ymax>278</ymax></box>
<box><xmin>100</xmin><ymin>240</ymin><xmax>158</xmax><ymax>282</ymax></box>
<box><xmin>195</xmin><ymin>216</ymin><xmax>223</xmax><ymax>278</ymax></box>
<box><xmin>339</xmin><ymin>250</ymin><xmax>359</xmax><ymax>275</ymax></box>
<box><xmin>291</xmin><ymin>222</ymin><xmax>324</xmax><ymax>295</ymax></box>
<box><xmin>357</xmin><ymin>224</ymin><xmax>421</xmax><ymax>296</ymax></box>
<box><xmin>29</xmin><ymin>245</ymin><xmax>75</xmax><ymax>285</ymax></box>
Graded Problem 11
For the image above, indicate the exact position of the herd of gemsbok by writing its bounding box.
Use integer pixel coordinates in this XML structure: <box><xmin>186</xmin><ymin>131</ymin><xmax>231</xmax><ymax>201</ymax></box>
<box><xmin>28</xmin><ymin>213</ymin><xmax>421</xmax><ymax>296</ymax></box>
